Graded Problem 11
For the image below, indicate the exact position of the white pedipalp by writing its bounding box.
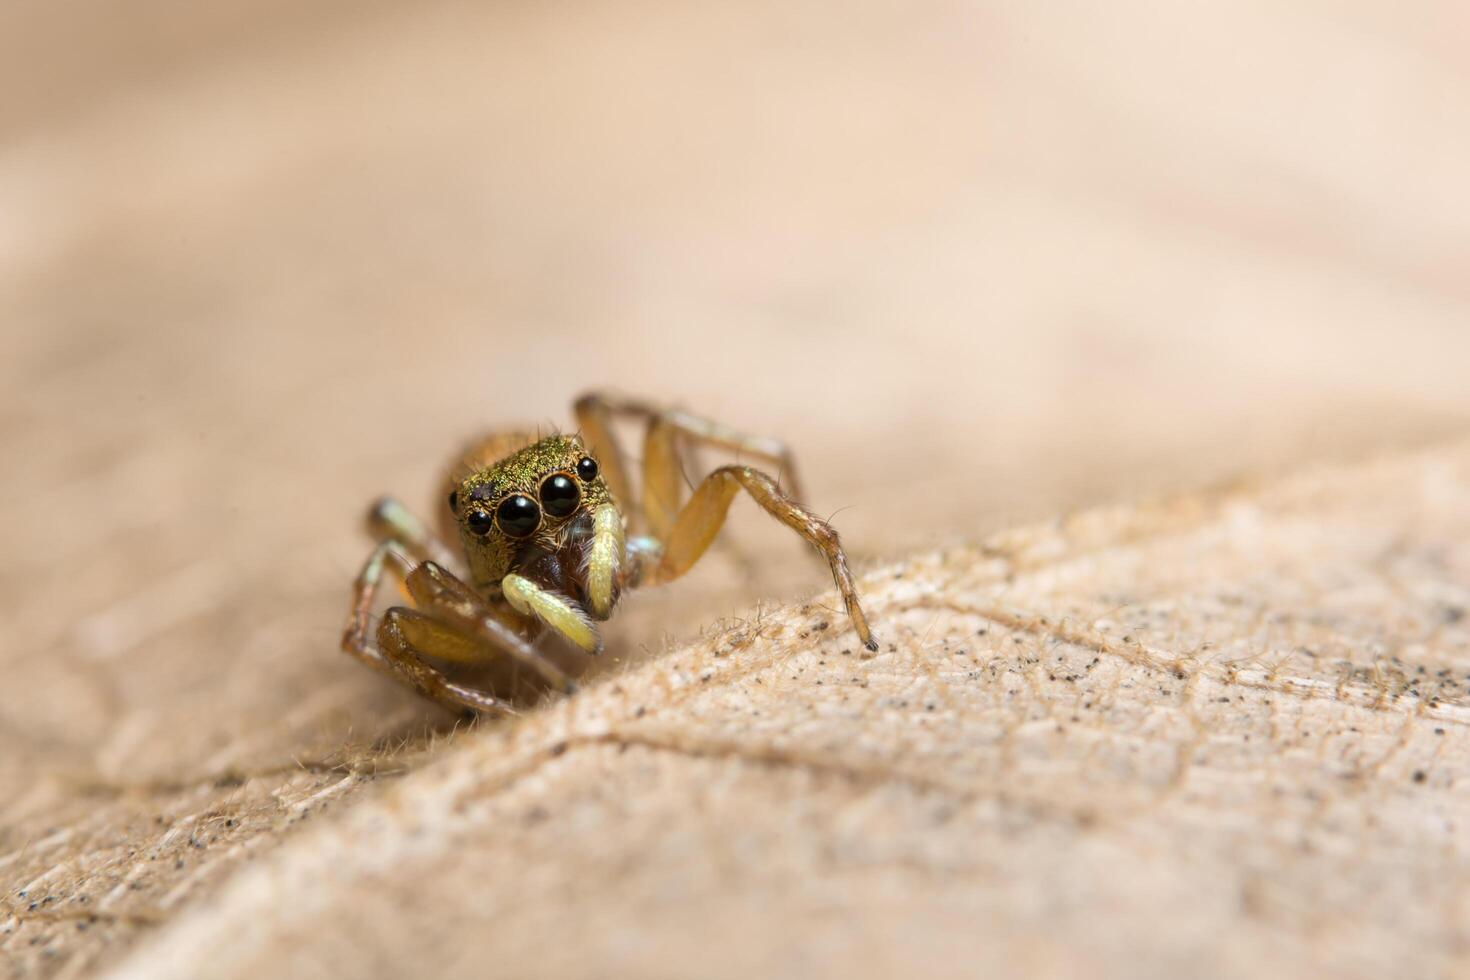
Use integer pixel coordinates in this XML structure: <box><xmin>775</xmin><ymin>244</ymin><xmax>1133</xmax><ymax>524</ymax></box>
<box><xmin>501</xmin><ymin>574</ymin><xmax>600</xmax><ymax>653</ymax></box>
<box><xmin>586</xmin><ymin>503</ymin><xmax>625</xmax><ymax>619</ymax></box>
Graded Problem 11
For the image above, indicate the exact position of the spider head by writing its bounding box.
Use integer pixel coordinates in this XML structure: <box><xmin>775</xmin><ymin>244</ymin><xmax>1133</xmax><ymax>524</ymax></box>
<box><xmin>449</xmin><ymin>434</ymin><xmax>625</xmax><ymax>617</ymax></box>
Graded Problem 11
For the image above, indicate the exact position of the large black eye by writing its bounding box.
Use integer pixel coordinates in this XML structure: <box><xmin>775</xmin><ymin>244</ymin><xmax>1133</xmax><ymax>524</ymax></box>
<box><xmin>466</xmin><ymin>509</ymin><xmax>493</xmax><ymax>536</ymax></box>
<box><xmin>539</xmin><ymin>473</ymin><xmax>581</xmax><ymax>518</ymax></box>
<box><xmin>496</xmin><ymin>494</ymin><xmax>541</xmax><ymax>537</ymax></box>
<box><xmin>576</xmin><ymin>456</ymin><xmax>599</xmax><ymax>481</ymax></box>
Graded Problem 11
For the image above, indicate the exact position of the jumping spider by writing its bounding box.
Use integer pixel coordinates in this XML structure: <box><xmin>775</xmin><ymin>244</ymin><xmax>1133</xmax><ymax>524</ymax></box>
<box><xmin>343</xmin><ymin>392</ymin><xmax>878</xmax><ymax>713</ymax></box>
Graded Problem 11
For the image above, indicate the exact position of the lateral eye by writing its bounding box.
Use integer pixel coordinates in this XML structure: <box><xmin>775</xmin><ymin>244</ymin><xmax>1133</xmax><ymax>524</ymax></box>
<box><xmin>466</xmin><ymin>509</ymin><xmax>493</xmax><ymax>536</ymax></box>
<box><xmin>539</xmin><ymin>473</ymin><xmax>581</xmax><ymax>518</ymax></box>
<box><xmin>576</xmin><ymin>456</ymin><xmax>599</xmax><ymax>482</ymax></box>
<box><xmin>447</xmin><ymin>490</ymin><xmax>459</xmax><ymax>514</ymax></box>
<box><xmin>495</xmin><ymin>494</ymin><xmax>541</xmax><ymax>537</ymax></box>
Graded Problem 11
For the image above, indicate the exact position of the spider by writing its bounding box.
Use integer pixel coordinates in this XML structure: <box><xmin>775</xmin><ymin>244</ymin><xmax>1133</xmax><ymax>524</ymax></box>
<box><xmin>342</xmin><ymin>392</ymin><xmax>878</xmax><ymax>714</ymax></box>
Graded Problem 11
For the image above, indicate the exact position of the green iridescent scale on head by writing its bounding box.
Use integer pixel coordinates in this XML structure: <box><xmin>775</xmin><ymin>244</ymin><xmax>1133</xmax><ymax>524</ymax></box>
<box><xmin>452</xmin><ymin>434</ymin><xmax>613</xmax><ymax>588</ymax></box>
<box><xmin>461</xmin><ymin>435</ymin><xmax>582</xmax><ymax>502</ymax></box>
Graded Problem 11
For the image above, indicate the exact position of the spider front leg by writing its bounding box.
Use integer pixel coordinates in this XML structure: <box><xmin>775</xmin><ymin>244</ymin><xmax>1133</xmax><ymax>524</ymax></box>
<box><xmin>342</xmin><ymin>542</ymin><xmax>575</xmax><ymax>715</ymax></box>
<box><xmin>341</xmin><ymin>542</ymin><xmax>513</xmax><ymax>714</ymax></box>
<box><xmin>639</xmin><ymin>465</ymin><xmax>878</xmax><ymax>652</ymax></box>
<box><xmin>356</xmin><ymin>496</ymin><xmax>574</xmax><ymax>686</ymax></box>
<box><xmin>402</xmin><ymin>561</ymin><xmax>577</xmax><ymax>692</ymax></box>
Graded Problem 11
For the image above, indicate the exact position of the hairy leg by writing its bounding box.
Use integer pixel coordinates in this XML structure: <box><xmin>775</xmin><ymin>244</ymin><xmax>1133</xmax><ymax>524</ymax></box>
<box><xmin>341</xmin><ymin>542</ymin><xmax>573</xmax><ymax>715</ymax></box>
<box><xmin>366</xmin><ymin>495</ymin><xmax>459</xmax><ymax>570</ymax></box>
<box><xmin>573</xmin><ymin>392</ymin><xmax>804</xmax><ymax>537</ymax></box>
<box><xmin>639</xmin><ymin>465</ymin><xmax>878</xmax><ymax>651</ymax></box>
<box><xmin>404</xmin><ymin>561</ymin><xmax>576</xmax><ymax>691</ymax></box>
<box><xmin>572</xmin><ymin>394</ymin><xmax>639</xmax><ymax>516</ymax></box>
<box><xmin>343</xmin><ymin>540</ymin><xmax>414</xmax><ymax>660</ymax></box>
<box><xmin>354</xmin><ymin>503</ymin><xmax>570</xmax><ymax>685</ymax></box>
<box><xmin>341</xmin><ymin>541</ymin><xmax>509</xmax><ymax>713</ymax></box>
<box><xmin>377</xmin><ymin>609</ymin><xmax>518</xmax><ymax>714</ymax></box>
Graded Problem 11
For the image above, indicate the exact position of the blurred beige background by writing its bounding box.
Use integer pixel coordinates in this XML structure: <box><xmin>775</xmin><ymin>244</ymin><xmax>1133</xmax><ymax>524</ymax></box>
<box><xmin>2</xmin><ymin>1</ymin><xmax>1469</xmax><ymax>977</ymax></box>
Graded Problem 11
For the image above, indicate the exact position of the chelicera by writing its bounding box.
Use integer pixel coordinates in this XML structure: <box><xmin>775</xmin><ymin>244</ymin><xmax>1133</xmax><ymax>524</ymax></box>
<box><xmin>342</xmin><ymin>392</ymin><xmax>878</xmax><ymax>713</ymax></box>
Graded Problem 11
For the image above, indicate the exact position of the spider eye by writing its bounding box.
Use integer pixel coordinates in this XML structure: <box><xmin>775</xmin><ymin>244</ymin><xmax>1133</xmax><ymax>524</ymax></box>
<box><xmin>466</xmin><ymin>509</ymin><xmax>493</xmax><ymax>536</ymax></box>
<box><xmin>539</xmin><ymin>473</ymin><xmax>581</xmax><ymax>518</ymax></box>
<box><xmin>447</xmin><ymin>490</ymin><xmax>459</xmax><ymax>514</ymax></box>
<box><xmin>576</xmin><ymin>456</ymin><xmax>599</xmax><ymax>482</ymax></box>
<box><xmin>496</xmin><ymin>494</ymin><xmax>541</xmax><ymax>537</ymax></box>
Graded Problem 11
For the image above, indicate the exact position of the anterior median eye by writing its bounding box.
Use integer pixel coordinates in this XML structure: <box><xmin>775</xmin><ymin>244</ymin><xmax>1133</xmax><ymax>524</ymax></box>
<box><xmin>539</xmin><ymin>473</ymin><xmax>581</xmax><ymax>518</ymax></box>
<box><xmin>496</xmin><ymin>494</ymin><xmax>541</xmax><ymax>537</ymax></box>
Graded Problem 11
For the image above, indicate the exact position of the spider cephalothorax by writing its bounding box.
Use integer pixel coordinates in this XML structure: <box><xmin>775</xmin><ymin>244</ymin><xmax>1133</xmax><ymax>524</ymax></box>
<box><xmin>343</xmin><ymin>393</ymin><xmax>877</xmax><ymax>714</ymax></box>
<box><xmin>452</xmin><ymin>436</ymin><xmax>620</xmax><ymax>599</ymax></box>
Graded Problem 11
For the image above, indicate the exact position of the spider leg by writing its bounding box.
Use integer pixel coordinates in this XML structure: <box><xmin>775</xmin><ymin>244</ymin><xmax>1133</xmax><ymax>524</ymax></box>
<box><xmin>341</xmin><ymin>541</ymin><xmax>512</xmax><ymax>713</ymax></box>
<box><xmin>403</xmin><ymin>562</ymin><xmax>578</xmax><ymax>691</ymax></box>
<box><xmin>638</xmin><ymin>465</ymin><xmax>878</xmax><ymax>652</ymax></box>
<box><xmin>377</xmin><ymin>609</ymin><xmax>518</xmax><ymax>715</ymax></box>
<box><xmin>572</xmin><ymin>393</ymin><xmax>641</xmax><ymax>517</ymax></box>
<box><xmin>365</xmin><ymin>495</ymin><xmax>460</xmax><ymax>571</ymax></box>
<box><xmin>573</xmin><ymin>391</ymin><xmax>803</xmax><ymax>537</ymax></box>
<box><xmin>359</xmin><ymin>497</ymin><xmax>574</xmax><ymax>686</ymax></box>
<box><xmin>341</xmin><ymin>543</ymin><xmax>574</xmax><ymax>716</ymax></box>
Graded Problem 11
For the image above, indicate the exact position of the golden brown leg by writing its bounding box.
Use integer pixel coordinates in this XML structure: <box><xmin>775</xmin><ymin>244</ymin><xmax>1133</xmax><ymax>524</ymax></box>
<box><xmin>377</xmin><ymin>609</ymin><xmax>518</xmax><ymax>715</ymax></box>
<box><xmin>642</xmin><ymin>465</ymin><xmax>878</xmax><ymax>651</ymax></box>
<box><xmin>572</xmin><ymin>394</ymin><xmax>639</xmax><ymax>516</ymax></box>
<box><xmin>573</xmin><ymin>391</ymin><xmax>804</xmax><ymax>534</ymax></box>
<box><xmin>403</xmin><ymin>562</ymin><xmax>578</xmax><ymax>690</ymax></box>
<box><xmin>341</xmin><ymin>541</ymin><xmax>508</xmax><ymax>713</ymax></box>
<box><xmin>341</xmin><ymin>543</ymin><xmax>572</xmax><ymax>715</ymax></box>
<box><xmin>641</xmin><ymin>415</ymin><xmax>683</xmax><ymax>538</ymax></box>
